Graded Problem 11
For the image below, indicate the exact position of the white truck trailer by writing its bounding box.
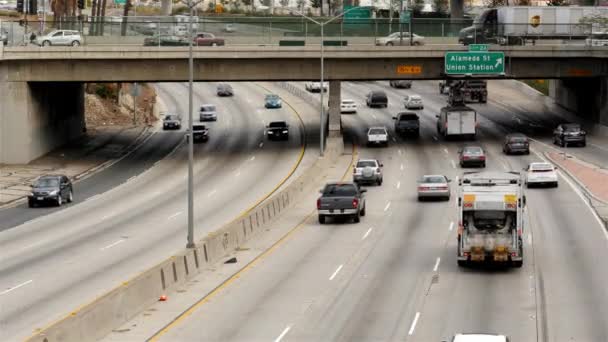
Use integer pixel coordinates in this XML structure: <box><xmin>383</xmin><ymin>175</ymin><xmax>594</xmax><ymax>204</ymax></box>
<box><xmin>459</xmin><ymin>6</ymin><xmax>608</xmax><ymax>45</ymax></box>
<box><xmin>456</xmin><ymin>172</ymin><xmax>526</xmax><ymax>268</ymax></box>
<box><xmin>436</xmin><ymin>105</ymin><xmax>477</xmax><ymax>140</ymax></box>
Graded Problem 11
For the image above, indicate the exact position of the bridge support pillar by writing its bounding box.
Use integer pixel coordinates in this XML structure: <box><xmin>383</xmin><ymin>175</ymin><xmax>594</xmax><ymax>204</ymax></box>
<box><xmin>0</xmin><ymin>79</ymin><xmax>85</xmax><ymax>164</ymax></box>
<box><xmin>327</xmin><ymin>80</ymin><xmax>342</xmax><ymax>138</ymax></box>
<box><xmin>549</xmin><ymin>77</ymin><xmax>608</xmax><ymax>134</ymax></box>
<box><xmin>450</xmin><ymin>0</ymin><xmax>464</xmax><ymax>20</ymax></box>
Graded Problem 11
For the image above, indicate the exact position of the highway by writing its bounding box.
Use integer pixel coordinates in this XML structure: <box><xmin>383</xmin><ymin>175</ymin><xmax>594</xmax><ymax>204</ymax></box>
<box><xmin>0</xmin><ymin>82</ymin><xmax>312</xmax><ymax>341</ymax></box>
<box><xmin>149</xmin><ymin>80</ymin><xmax>608</xmax><ymax>342</ymax></box>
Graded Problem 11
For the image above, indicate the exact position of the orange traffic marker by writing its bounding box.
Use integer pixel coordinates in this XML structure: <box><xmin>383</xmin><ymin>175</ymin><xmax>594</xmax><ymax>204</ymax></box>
<box><xmin>159</xmin><ymin>295</ymin><xmax>168</xmax><ymax>301</ymax></box>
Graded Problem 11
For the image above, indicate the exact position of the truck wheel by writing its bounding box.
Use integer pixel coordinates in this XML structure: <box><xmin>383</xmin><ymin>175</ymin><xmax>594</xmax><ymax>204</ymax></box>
<box><xmin>386</xmin><ymin>42</ymin><xmax>394</xmax><ymax>46</ymax></box>
<box><xmin>28</xmin><ymin>200</ymin><xmax>35</xmax><ymax>208</ymax></box>
<box><xmin>512</xmin><ymin>260</ymin><xmax>523</xmax><ymax>268</ymax></box>
<box><xmin>318</xmin><ymin>215</ymin><xmax>325</xmax><ymax>224</ymax></box>
<box><xmin>457</xmin><ymin>260</ymin><xmax>467</xmax><ymax>267</ymax></box>
<box><xmin>354</xmin><ymin>213</ymin><xmax>360</xmax><ymax>223</ymax></box>
<box><xmin>480</xmin><ymin>98</ymin><xmax>487</xmax><ymax>103</ymax></box>
<box><xmin>360</xmin><ymin>206</ymin><xmax>366</xmax><ymax>216</ymax></box>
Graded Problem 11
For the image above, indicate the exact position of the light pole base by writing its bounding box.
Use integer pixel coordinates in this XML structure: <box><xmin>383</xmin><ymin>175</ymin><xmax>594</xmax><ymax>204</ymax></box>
<box><xmin>186</xmin><ymin>242</ymin><xmax>196</xmax><ymax>249</ymax></box>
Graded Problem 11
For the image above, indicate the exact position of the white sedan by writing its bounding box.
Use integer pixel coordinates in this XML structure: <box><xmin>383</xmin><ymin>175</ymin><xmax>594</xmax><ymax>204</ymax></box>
<box><xmin>340</xmin><ymin>99</ymin><xmax>357</xmax><ymax>114</ymax></box>
<box><xmin>525</xmin><ymin>162</ymin><xmax>558</xmax><ymax>188</ymax></box>
<box><xmin>403</xmin><ymin>94</ymin><xmax>424</xmax><ymax>110</ymax></box>
<box><xmin>367</xmin><ymin>126</ymin><xmax>389</xmax><ymax>147</ymax></box>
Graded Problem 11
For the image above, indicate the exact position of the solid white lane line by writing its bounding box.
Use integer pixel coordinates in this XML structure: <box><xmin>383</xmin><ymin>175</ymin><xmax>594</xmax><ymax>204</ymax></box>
<box><xmin>533</xmin><ymin>149</ymin><xmax>608</xmax><ymax>240</ymax></box>
<box><xmin>433</xmin><ymin>257</ymin><xmax>441</xmax><ymax>272</ymax></box>
<box><xmin>207</xmin><ymin>189</ymin><xmax>217</xmax><ymax>197</ymax></box>
<box><xmin>362</xmin><ymin>227</ymin><xmax>373</xmax><ymax>240</ymax></box>
<box><xmin>168</xmin><ymin>211</ymin><xmax>183</xmax><ymax>220</ymax></box>
<box><xmin>86</xmin><ymin>194</ymin><xmax>101</xmax><ymax>202</ymax></box>
<box><xmin>0</xmin><ymin>280</ymin><xmax>33</xmax><ymax>295</ymax></box>
<box><xmin>590</xmin><ymin>143</ymin><xmax>608</xmax><ymax>152</ymax></box>
<box><xmin>274</xmin><ymin>325</ymin><xmax>292</xmax><ymax>342</ymax></box>
<box><xmin>443</xmin><ymin>148</ymin><xmax>449</xmax><ymax>154</ymax></box>
<box><xmin>392</xmin><ymin>137</ymin><xmax>397</xmax><ymax>142</ymax></box>
<box><xmin>372</xmin><ymin>114</ymin><xmax>377</xmax><ymax>119</ymax></box>
<box><xmin>250</xmin><ymin>156</ymin><xmax>256</xmax><ymax>161</ymax></box>
<box><xmin>449</xmin><ymin>222</ymin><xmax>454</xmax><ymax>231</ymax></box>
<box><xmin>235</xmin><ymin>171</ymin><xmax>241</xmax><ymax>177</ymax></box>
<box><xmin>396</xmin><ymin>181</ymin><xmax>401</xmax><ymax>189</ymax></box>
<box><xmin>259</xmin><ymin>142</ymin><xmax>264</xmax><ymax>148</ymax></box>
<box><xmin>433</xmin><ymin>136</ymin><xmax>438</xmax><ymax>141</ymax></box>
<box><xmin>100</xmin><ymin>239</ymin><xmax>125</xmax><ymax>251</ymax></box>
<box><xmin>101</xmin><ymin>214</ymin><xmax>113</xmax><ymax>221</ymax></box>
<box><xmin>408</xmin><ymin>312</ymin><xmax>421</xmax><ymax>335</ymax></box>
<box><xmin>329</xmin><ymin>265</ymin><xmax>344</xmax><ymax>281</ymax></box>
<box><xmin>528</xmin><ymin>233</ymin><xmax>533</xmax><ymax>246</ymax></box>
<box><xmin>450</xmin><ymin>160</ymin><xmax>456</xmax><ymax>169</ymax></box>
<box><xmin>384</xmin><ymin>201</ymin><xmax>391</xmax><ymax>212</ymax></box>
<box><xmin>398</xmin><ymin>149</ymin><xmax>403</xmax><ymax>155</ymax></box>
<box><xmin>400</xmin><ymin>164</ymin><xmax>404</xmax><ymax>171</ymax></box>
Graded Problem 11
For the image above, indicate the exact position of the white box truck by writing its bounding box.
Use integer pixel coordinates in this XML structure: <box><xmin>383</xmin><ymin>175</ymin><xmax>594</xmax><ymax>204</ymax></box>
<box><xmin>436</xmin><ymin>106</ymin><xmax>477</xmax><ymax>140</ymax></box>
<box><xmin>459</xmin><ymin>6</ymin><xmax>608</xmax><ymax>45</ymax></box>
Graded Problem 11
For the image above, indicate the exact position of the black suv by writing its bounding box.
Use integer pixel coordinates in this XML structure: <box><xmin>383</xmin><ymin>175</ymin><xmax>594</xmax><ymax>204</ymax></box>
<box><xmin>266</xmin><ymin>121</ymin><xmax>289</xmax><ymax>141</ymax></box>
<box><xmin>503</xmin><ymin>133</ymin><xmax>530</xmax><ymax>155</ymax></box>
<box><xmin>28</xmin><ymin>175</ymin><xmax>73</xmax><ymax>207</ymax></box>
<box><xmin>553</xmin><ymin>123</ymin><xmax>586</xmax><ymax>147</ymax></box>
<box><xmin>163</xmin><ymin>114</ymin><xmax>182</xmax><ymax>130</ymax></box>
<box><xmin>366</xmin><ymin>91</ymin><xmax>388</xmax><ymax>108</ymax></box>
<box><xmin>393</xmin><ymin>112</ymin><xmax>420</xmax><ymax>137</ymax></box>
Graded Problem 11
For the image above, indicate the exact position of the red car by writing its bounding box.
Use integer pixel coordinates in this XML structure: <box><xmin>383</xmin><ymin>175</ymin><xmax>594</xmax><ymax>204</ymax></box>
<box><xmin>194</xmin><ymin>32</ymin><xmax>225</xmax><ymax>46</ymax></box>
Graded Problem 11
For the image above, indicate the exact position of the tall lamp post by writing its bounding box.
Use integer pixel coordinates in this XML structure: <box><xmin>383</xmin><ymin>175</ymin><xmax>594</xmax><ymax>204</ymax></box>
<box><xmin>182</xmin><ymin>0</ymin><xmax>204</xmax><ymax>249</ymax></box>
<box><xmin>290</xmin><ymin>6</ymin><xmax>363</xmax><ymax>157</ymax></box>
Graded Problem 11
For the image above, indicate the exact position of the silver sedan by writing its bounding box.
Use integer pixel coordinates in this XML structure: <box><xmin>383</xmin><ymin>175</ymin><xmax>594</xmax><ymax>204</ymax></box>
<box><xmin>417</xmin><ymin>175</ymin><xmax>451</xmax><ymax>201</ymax></box>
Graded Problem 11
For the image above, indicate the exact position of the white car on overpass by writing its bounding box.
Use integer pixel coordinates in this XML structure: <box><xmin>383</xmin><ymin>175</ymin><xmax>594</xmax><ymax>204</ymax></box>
<box><xmin>305</xmin><ymin>81</ymin><xmax>328</xmax><ymax>92</ymax></box>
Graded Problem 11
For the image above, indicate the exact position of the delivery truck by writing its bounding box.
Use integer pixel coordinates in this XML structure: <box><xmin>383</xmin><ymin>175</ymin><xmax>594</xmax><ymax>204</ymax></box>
<box><xmin>436</xmin><ymin>105</ymin><xmax>477</xmax><ymax>140</ymax></box>
<box><xmin>459</xmin><ymin>6</ymin><xmax>608</xmax><ymax>45</ymax></box>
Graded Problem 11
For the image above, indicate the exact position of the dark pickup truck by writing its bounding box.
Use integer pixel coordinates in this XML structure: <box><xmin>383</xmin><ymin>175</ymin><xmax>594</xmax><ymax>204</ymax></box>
<box><xmin>317</xmin><ymin>182</ymin><xmax>366</xmax><ymax>224</ymax></box>
<box><xmin>393</xmin><ymin>112</ymin><xmax>420</xmax><ymax>137</ymax></box>
<box><xmin>187</xmin><ymin>124</ymin><xmax>209</xmax><ymax>143</ymax></box>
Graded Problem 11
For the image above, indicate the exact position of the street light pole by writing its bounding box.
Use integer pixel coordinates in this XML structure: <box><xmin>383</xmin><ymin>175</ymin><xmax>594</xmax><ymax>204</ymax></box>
<box><xmin>186</xmin><ymin>2</ymin><xmax>195</xmax><ymax>249</ymax></box>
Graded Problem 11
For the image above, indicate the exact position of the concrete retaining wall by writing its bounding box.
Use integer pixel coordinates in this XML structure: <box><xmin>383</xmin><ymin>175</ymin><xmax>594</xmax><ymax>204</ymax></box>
<box><xmin>26</xmin><ymin>135</ymin><xmax>344</xmax><ymax>342</ymax></box>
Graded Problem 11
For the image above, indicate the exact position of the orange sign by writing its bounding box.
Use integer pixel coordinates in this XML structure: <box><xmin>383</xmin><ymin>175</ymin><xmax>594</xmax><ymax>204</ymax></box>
<box><xmin>397</xmin><ymin>65</ymin><xmax>422</xmax><ymax>75</ymax></box>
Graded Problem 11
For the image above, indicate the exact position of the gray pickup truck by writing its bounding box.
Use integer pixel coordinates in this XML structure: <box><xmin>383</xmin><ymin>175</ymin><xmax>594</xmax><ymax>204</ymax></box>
<box><xmin>393</xmin><ymin>112</ymin><xmax>420</xmax><ymax>137</ymax></box>
<box><xmin>317</xmin><ymin>182</ymin><xmax>366</xmax><ymax>224</ymax></box>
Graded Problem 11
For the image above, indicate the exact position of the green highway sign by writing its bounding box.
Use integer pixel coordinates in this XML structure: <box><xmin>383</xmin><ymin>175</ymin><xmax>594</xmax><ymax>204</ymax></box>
<box><xmin>444</xmin><ymin>51</ymin><xmax>505</xmax><ymax>75</ymax></box>
<box><xmin>399</xmin><ymin>10</ymin><xmax>411</xmax><ymax>24</ymax></box>
<box><xmin>469</xmin><ymin>44</ymin><xmax>488</xmax><ymax>51</ymax></box>
<box><xmin>114</xmin><ymin>0</ymin><xmax>126</xmax><ymax>4</ymax></box>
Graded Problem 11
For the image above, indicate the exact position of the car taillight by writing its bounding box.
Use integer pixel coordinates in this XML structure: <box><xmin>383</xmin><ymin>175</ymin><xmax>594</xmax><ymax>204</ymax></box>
<box><xmin>317</xmin><ymin>198</ymin><xmax>321</xmax><ymax>209</ymax></box>
<box><xmin>462</xmin><ymin>155</ymin><xmax>470</xmax><ymax>160</ymax></box>
<box><xmin>444</xmin><ymin>122</ymin><xmax>448</xmax><ymax>129</ymax></box>
<box><xmin>418</xmin><ymin>186</ymin><xmax>429</xmax><ymax>191</ymax></box>
<box><xmin>352</xmin><ymin>198</ymin><xmax>359</xmax><ymax>208</ymax></box>
<box><xmin>479</xmin><ymin>156</ymin><xmax>486</xmax><ymax>160</ymax></box>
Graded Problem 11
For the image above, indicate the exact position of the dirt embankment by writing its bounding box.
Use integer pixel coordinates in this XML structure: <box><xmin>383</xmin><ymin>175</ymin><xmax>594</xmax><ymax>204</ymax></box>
<box><xmin>85</xmin><ymin>83</ymin><xmax>159</xmax><ymax>128</ymax></box>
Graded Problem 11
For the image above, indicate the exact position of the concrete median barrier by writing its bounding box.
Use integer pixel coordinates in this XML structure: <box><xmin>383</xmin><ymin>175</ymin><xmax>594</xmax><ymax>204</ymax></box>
<box><xmin>26</xmin><ymin>135</ymin><xmax>343</xmax><ymax>342</ymax></box>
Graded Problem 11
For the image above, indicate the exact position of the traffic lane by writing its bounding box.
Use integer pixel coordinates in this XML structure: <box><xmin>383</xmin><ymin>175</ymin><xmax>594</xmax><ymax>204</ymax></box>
<box><xmin>156</xmin><ymin>120</ymin><xmax>450</xmax><ymax>342</ymax></box>
<box><xmin>0</xmin><ymin>82</ymin><xmax>307</xmax><ymax>341</ymax></box>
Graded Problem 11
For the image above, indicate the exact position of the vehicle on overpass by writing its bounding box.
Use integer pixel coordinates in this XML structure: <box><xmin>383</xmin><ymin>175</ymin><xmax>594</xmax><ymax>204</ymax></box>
<box><xmin>389</xmin><ymin>80</ymin><xmax>412</xmax><ymax>88</ymax></box>
<box><xmin>162</xmin><ymin>113</ymin><xmax>182</xmax><ymax>130</ymax></box>
<box><xmin>216</xmin><ymin>83</ymin><xmax>234</xmax><ymax>96</ymax></box>
<box><xmin>199</xmin><ymin>104</ymin><xmax>218</xmax><ymax>121</ymax></box>
<box><xmin>35</xmin><ymin>30</ymin><xmax>82</xmax><ymax>47</ymax></box>
<box><xmin>194</xmin><ymin>32</ymin><xmax>225</xmax><ymax>46</ymax></box>
<box><xmin>317</xmin><ymin>182</ymin><xmax>367</xmax><ymax>224</ymax></box>
<box><xmin>444</xmin><ymin>333</ymin><xmax>510</xmax><ymax>342</ymax></box>
<box><xmin>436</xmin><ymin>105</ymin><xmax>477</xmax><ymax>140</ymax></box>
<box><xmin>439</xmin><ymin>80</ymin><xmax>452</xmax><ymax>95</ymax></box>
<box><xmin>353</xmin><ymin>159</ymin><xmax>383</xmax><ymax>186</ymax></box>
<box><xmin>459</xmin><ymin>6</ymin><xmax>608</xmax><ymax>45</ymax></box>
<box><xmin>186</xmin><ymin>124</ymin><xmax>209</xmax><ymax>143</ymax></box>
<box><xmin>525</xmin><ymin>162</ymin><xmax>558</xmax><ymax>188</ymax></box>
<box><xmin>375</xmin><ymin>32</ymin><xmax>425</xmax><ymax>46</ymax></box>
<box><xmin>28</xmin><ymin>175</ymin><xmax>73</xmax><ymax>207</ymax></box>
<box><xmin>503</xmin><ymin>133</ymin><xmax>530</xmax><ymax>155</ymax></box>
<box><xmin>553</xmin><ymin>123</ymin><xmax>587</xmax><ymax>147</ymax></box>
<box><xmin>266</xmin><ymin>121</ymin><xmax>289</xmax><ymax>140</ymax></box>
<box><xmin>340</xmin><ymin>99</ymin><xmax>357</xmax><ymax>113</ymax></box>
<box><xmin>367</xmin><ymin>126</ymin><xmax>389</xmax><ymax>147</ymax></box>
<box><xmin>403</xmin><ymin>94</ymin><xmax>424</xmax><ymax>109</ymax></box>
<box><xmin>417</xmin><ymin>175</ymin><xmax>451</xmax><ymax>201</ymax></box>
<box><xmin>143</xmin><ymin>34</ymin><xmax>189</xmax><ymax>46</ymax></box>
<box><xmin>393</xmin><ymin>112</ymin><xmax>420</xmax><ymax>137</ymax></box>
<box><xmin>366</xmin><ymin>91</ymin><xmax>388</xmax><ymax>108</ymax></box>
<box><xmin>1</xmin><ymin>28</ymin><xmax>7</xmax><ymax>46</ymax></box>
<box><xmin>264</xmin><ymin>94</ymin><xmax>282</xmax><ymax>108</ymax></box>
<box><xmin>459</xmin><ymin>146</ymin><xmax>487</xmax><ymax>168</ymax></box>
<box><xmin>456</xmin><ymin>172</ymin><xmax>525</xmax><ymax>268</ymax></box>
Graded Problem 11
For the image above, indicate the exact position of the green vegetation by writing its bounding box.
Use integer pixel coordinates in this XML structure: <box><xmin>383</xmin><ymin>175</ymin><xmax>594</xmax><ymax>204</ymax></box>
<box><xmin>523</xmin><ymin>80</ymin><xmax>549</xmax><ymax>96</ymax></box>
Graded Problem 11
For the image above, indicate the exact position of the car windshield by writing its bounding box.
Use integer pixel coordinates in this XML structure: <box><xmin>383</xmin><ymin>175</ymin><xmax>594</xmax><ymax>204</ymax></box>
<box><xmin>399</xmin><ymin>113</ymin><xmax>418</xmax><ymax>120</ymax></box>
<box><xmin>269</xmin><ymin>122</ymin><xmax>287</xmax><ymax>128</ymax></box>
<box><xmin>193</xmin><ymin>125</ymin><xmax>205</xmax><ymax>130</ymax></box>
<box><xmin>531</xmin><ymin>163</ymin><xmax>553</xmax><ymax>171</ymax></box>
<box><xmin>342</xmin><ymin>100</ymin><xmax>355</xmax><ymax>104</ymax></box>
<box><xmin>201</xmin><ymin>105</ymin><xmax>215</xmax><ymax>112</ymax></box>
<box><xmin>410</xmin><ymin>95</ymin><xmax>421</xmax><ymax>100</ymax></box>
<box><xmin>356</xmin><ymin>160</ymin><xmax>377</xmax><ymax>168</ymax></box>
<box><xmin>165</xmin><ymin>115</ymin><xmax>178</xmax><ymax>120</ymax></box>
<box><xmin>563</xmin><ymin>124</ymin><xmax>581</xmax><ymax>132</ymax></box>
<box><xmin>323</xmin><ymin>184</ymin><xmax>357</xmax><ymax>197</ymax></box>
<box><xmin>369</xmin><ymin>128</ymin><xmax>386</xmax><ymax>135</ymax></box>
<box><xmin>35</xmin><ymin>178</ymin><xmax>59</xmax><ymax>187</ymax></box>
<box><xmin>266</xmin><ymin>95</ymin><xmax>279</xmax><ymax>100</ymax></box>
<box><xmin>464</xmin><ymin>147</ymin><xmax>483</xmax><ymax>154</ymax></box>
<box><xmin>509</xmin><ymin>136</ymin><xmax>527</xmax><ymax>142</ymax></box>
<box><xmin>422</xmin><ymin>176</ymin><xmax>446</xmax><ymax>183</ymax></box>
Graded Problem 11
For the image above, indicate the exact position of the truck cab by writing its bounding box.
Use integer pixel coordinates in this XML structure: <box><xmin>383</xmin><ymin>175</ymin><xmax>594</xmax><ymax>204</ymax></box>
<box><xmin>457</xmin><ymin>172</ymin><xmax>525</xmax><ymax>268</ymax></box>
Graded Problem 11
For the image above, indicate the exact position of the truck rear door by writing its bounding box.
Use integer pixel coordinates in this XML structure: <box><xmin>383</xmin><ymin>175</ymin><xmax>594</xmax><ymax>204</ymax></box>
<box><xmin>460</xmin><ymin>111</ymin><xmax>476</xmax><ymax>135</ymax></box>
<box><xmin>447</xmin><ymin>112</ymin><xmax>462</xmax><ymax>135</ymax></box>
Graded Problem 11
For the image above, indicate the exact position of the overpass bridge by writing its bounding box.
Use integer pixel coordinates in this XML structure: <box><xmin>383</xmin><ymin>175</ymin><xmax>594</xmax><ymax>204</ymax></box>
<box><xmin>1</xmin><ymin>45</ymin><xmax>607</xmax><ymax>164</ymax></box>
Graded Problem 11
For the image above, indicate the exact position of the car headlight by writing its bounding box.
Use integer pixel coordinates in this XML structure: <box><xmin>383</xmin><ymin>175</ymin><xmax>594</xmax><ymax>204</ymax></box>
<box><xmin>30</xmin><ymin>192</ymin><xmax>35</xmax><ymax>196</ymax></box>
<box><xmin>282</xmin><ymin>130</ymin><xmax>288</xmax><ymax>133</ymax></box>
<box><xmin>49</xmin><ymin>190</ymin><xmax>58</xmax><ymax>195</ymax></box>
<box><xmin>466</xmin><ymin>35</ymin><xmax>473</xmax><ymax>38</ymax></box>
<box><xmin>268</xmin><ymin>131</ymin><xmax>273</xmax><ymax>134</ymax></box>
